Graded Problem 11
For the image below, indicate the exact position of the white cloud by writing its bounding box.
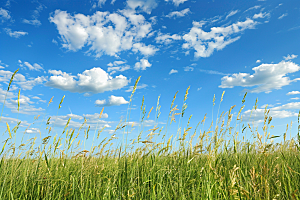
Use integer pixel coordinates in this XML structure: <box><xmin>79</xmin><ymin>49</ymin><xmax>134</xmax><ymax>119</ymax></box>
<box><xmin>52</xmin><ymin>39</ymin><xmax>58</xmax><ymax>45</ymax></box>
<box><xmin>284</xmin><ymin>54</ymin><xmax>298</xmax><ymax>60</ymax></box>
<box><xmin>22</xmin><ymin>4</ymin><xmax>45</xmax><ymax>26</ymax></box>
<box><xmin>290</xmin><ymin>97</ymin><xmax>299</xmax><ymax>100</ymax></box>
<box><xmin>126</xmin><ymin>0</ymin><xmax>157</xmax><ymax>14</ymax></box>
<box><xmin>125</xmin><ymin>83</ymin><xmax>147</xmax><ymax>92</ymax></box>
<box><xmin>256</xmin><ymin>60</ymin><xmax>261</xmax><ymax>63</ymax></box>
<box><xmin>169</xmin><ymin>69</ymin><xmax>178</xmax><ymax>74</ymax></box>
<box><xmin>25</xmin><ymin>128</ymin><xmax>41</xmax><ymax>134</ymax></box>
<box><xmin>107</xmin><ymin>60</ymin><xmax>130</xmax><ymax>75</ymax></box>
<box><xmin>182</xmin><ymin>18</ymin><xmax>257</xmax><ymax>58</ymax></box>
<box><xmin>155</xmin><ymin>33</ymin><xmax>181</xmax><ymax>44</ymax></box>
<box><xmin>134</xmin><ymin>58</ymin><xmax>152</xmax><ymax>71</ymax></box>
<box><xmin>199</xmin><ymin>69</ymin><xmax>229</xmax><ymax>75</ymax></box>
<box><xmin>183</xmin><ymin>66</ymin><xmax>194</xmax><ymax>71</ymax></box>
<box><xmin>219</xmin><ymin>61</ymin><xmax>300</xmax><ymax>93</ymax></box>
<box><xmin>108</xmin><ymin>65</ymin><xmax>130</xmax><ymax>75</ymax></box>
<box><xmin>253</xmin><ymin>12</ymin><xmax>270</xmax><ymax>19</ymax></box>
<box><xmin>83</xmin><ymin>112</ymin><xmax>108</xmax><ymax>119</ymax></box>
<box><xmin>49</xmin><ymin>9</ymin><xmax>155</xmax><ymax>57</ymax></box>
<box><xmin>0</xmin><ymin>70</ymin><xmax>46</xmax><ymax>90</ymax></box>
<box><xmin>0</xmin><ymin>8</ymin><xmax>11</xmax><ymax>22</ymax></box>
<box><xmin>287</xmin><ymin>91</ymin><xmax>300</xmax><ymax>95</ymax></box>
<box><xmin>23</xmin><ymin>19</ymin><xmax>41</xmax><ymax>26</ymax></box>
<box><xmin>278</xmin><ymin>13</ymin><xmax>288</xmax><ymax>19</ymax></box>
<box><xmin>0</xmin><ymin>60</ymin><xmax>8</xmax><ymax>69</ymax></box>
<box><xmin>47</xmin><ymin>114</ymin><xmax>111</xmax><ymax>129</ymax></box>
<box><xmin>23</xmin><ymin>61</ymin><xmax>44</xmax><ymax>71</ymax></box>
<box><xmin>165</xmin><ymin>0</ymin><xmax>188</xmax><ymax>6</ymax></box>
<box><xmin>225</xmin><ymin>10</ymin><xmax>239</xmax><ymax>20</ymax></box>
<box><xmin>96</xmin><ymin>0</ymin><xmax>106</xmax><ymax>7</ymax></box>
<box><xmin>166</xmin><ymin>8</ymin><xmax>190</xmax><ymax>18</ymax></box>
<box><xmin>244</xmin><ymin>5</ymin><xmax>261</xmax><ymax>13</ymax></box>
<box><xmin>0</xmin><ymin>87</ymin><xmax>44</xmax><ymax>115</ymax></box>
<box><xmin>95</xmin><ymin>95</ymin><xmax>129</xmax><ymax>106</ymax></box>
<box><xmin>132</xmin><ymin>43</ymin><xmax>158</xmax><ymax>56</ymax></box>
<box><xmin>45</xmin><ymin>67</ymin><xmax>130</xmax><ymax>94</ymax></box>
<box><xmin>4</xmin><ymin>28</ymin><xmax>28</xmax><ymax>38</ymax></box>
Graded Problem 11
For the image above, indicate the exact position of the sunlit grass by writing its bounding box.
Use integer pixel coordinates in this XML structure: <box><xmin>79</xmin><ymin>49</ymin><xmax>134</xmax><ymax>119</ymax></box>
<box><xmin>0</xmin><ymin>71</ymin><xmax>300</xmax><ymax>199</ymax></box>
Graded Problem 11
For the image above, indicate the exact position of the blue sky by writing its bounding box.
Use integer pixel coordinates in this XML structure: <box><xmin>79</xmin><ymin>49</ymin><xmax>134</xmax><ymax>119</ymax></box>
<box><xmin>1</xmin><ymin>0</ymin><xmax>300</xmax><ymax>153</ymax></box>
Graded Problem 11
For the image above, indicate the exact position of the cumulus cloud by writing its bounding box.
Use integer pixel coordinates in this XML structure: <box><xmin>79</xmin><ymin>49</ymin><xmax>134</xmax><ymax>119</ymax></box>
<box><xmin>0</xmin><ymin>8</ymin><xmax>11</xmax><ymax>22</ymax></box>
<box><xmin>182</xmin><ymin>18</ymin><xmax>257</xmax><ymax>58</ymax></box>
<box><xmin>49</xmin><ymin>9</ymin><xmax>155</xmax><ymax>57</ymax></box>
<box><xmin>169</xmin><ymin>69</ymin><xmax>178</xmax><ymax>74</ymax></box>
<box><xmin>132</xmin><ymin>43</ymin><xmax>158</xmax><ymax>56</ymax></box>
<box><xmin>95</xmin><ymin>95</ymin><xmax>129</xmax><ymax>106</ymax></box>
<box><xmin>165</xmin><ymin>0</ymin><xmax>188</xmax><ymax>6</ymax></box>
<box><xmin>287</xmin><ymin>91</ymin><xmax>300</xmax><ymax>95</ymax></box>
<box><xmin>219</xmin><ymin>61</ymin><xmax>300</xmax><ymax>93</ymax></box>
<box><xmin>45</xmin><ymin>67</ymin><xmax>130</xmax><ymax>94</ymax></box>
<box><xmin>4</xmin><ymin>28</ymin><xmax>28</xmax><ymax>38</ymax></box>
<box><xmin>166</xmin><ymin>8</ymin><xmax>190</xmax><ymax>18</ymax></box>
<box><xmin>284</xmin><ymin>54</ymin><xmax>298</xmax><ymax>60</ymax></box>
<box><xmin>240</xmin><ymin>101</ymin><xmax>300</xmax><ymax>124</ymax></box>
<box><xmin>155</xmin><ymin>33</ymin><xmax>181</xmax><ymax>44</ymax></box>
<box><xmin>256</xmin><ymin>60</ymin><xmax>261</xmax><ymax>63</ymax></box>
<box><xmin>134</xmin><ymin>59</ymin><xmax>151</xmax><ymax>71</ymax></box>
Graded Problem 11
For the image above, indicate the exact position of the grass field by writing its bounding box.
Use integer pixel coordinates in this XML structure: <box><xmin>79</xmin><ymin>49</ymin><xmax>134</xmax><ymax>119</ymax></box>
<box><xmin>0</xmin><ymin>70</ymin><xmax>300</xmax><ymax>199</ymax></box>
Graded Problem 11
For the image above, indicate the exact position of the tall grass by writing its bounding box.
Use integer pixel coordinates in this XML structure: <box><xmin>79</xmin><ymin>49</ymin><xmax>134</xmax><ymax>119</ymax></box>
<box><xmin>0</xmin><ymin>73</ymin><xmax>300</xmax><ymax>199</ymax></box>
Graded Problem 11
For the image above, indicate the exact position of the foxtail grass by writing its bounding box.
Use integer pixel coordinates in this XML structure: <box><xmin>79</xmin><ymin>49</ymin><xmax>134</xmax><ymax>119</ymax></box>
<box><xmin>0</xmin><ymin>76</ymin><xmax>300</xmax><ymax>199</ymax></box>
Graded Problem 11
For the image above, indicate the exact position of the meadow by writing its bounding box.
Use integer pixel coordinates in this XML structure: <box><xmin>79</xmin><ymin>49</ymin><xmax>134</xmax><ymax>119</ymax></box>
<box><xmin>0</xmin><ymin>70</ymin><xmax>300</xmax><ymax>199</ymax></box>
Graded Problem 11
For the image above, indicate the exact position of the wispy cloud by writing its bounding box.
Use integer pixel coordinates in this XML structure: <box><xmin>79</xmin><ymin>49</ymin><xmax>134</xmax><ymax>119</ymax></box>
<box><xmin>166</xmin><ymin>8</ymin><xmax>190</xmax><ymax>18</ymax></box>
<box><xmin>165</xmin><ymin>0</ymin><xmax>188</xmax><ymax>6</ymax></box>
<box><xmin>4</xmin><ymin>28</ymin><xmax>28</xmax><ymax>38</ymax></box>
<box><xmin>225</xmin><ymin>10</ymin><xmax>239</xmax><ymax>20</ymax></box>
<box><xmin>182</xmin><ymin>18</ymin><xmax>257</xmax><ymax>58</ymax></box>
<box><xmin>278</xmin><ymin>13</ymin><xmax>288</xmax><ymax>19</ymax></box>
<box><xmin>283</xmin><ymin>54</ymin><xmax>298</xmax><ymax>60</ymax></box>
<box><xmin>155</xmin><ymin>33</ymin><xmax>181</xmax><ymax>44</ymax></box>
<box><xmin>125</xmin><ymin>83</ymin><xmax>148</xmax><ymax>92</ymax></box>
<box><xmin>0</xmin><ymin>7</ymin><xmax>11</xmax><ymax>23</ymax></box>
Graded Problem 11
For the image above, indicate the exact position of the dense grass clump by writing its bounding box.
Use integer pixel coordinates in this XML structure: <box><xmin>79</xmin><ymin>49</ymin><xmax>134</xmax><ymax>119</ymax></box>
<box><xmin>0</xmin><ymin>71</ymin><xmax>300</xmax><ymax>199</ymax></box>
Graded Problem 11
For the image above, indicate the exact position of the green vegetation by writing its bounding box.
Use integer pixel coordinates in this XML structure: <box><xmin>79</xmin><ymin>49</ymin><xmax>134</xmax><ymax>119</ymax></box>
<box><xmin>0</xmin><ymin>70</ymin><xmax>300</xmax><ymax>199</ymax></box>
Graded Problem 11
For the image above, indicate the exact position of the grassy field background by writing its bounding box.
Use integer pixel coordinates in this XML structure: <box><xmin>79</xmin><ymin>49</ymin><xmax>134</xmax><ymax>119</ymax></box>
<box><xmin>0</xmin><ymin>71</ymin><xmax>300</xmax><ymax>199</ymax></box>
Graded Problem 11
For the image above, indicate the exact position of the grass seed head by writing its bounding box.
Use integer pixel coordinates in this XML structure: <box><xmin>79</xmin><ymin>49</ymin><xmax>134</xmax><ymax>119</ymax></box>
<box><xmin>8</xmin><ymin>68</ymin><xmax>19</xmax><ymax>91</ymax></box>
